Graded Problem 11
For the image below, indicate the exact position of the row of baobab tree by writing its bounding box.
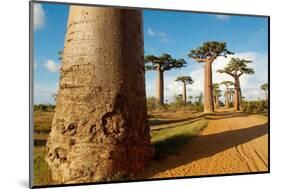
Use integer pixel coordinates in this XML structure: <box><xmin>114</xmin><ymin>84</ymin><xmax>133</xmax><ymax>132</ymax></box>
<box><xmin>145</xmin><ymin>41</ymin><xmax>261</xmax><ymax>113</ymax></box>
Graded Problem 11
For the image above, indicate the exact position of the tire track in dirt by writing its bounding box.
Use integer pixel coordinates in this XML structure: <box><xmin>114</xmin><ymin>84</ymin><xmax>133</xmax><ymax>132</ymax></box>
<box><xmin>140</xmin><ymin>111</ymin><xmax>268</xmax><ymax>178</ymax></box>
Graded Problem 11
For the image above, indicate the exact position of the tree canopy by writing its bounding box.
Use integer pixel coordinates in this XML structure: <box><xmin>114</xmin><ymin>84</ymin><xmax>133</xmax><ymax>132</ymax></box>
<box><xmin>213</xmin><ymin>83</ymin><xmax>222</xmax><ymax>96</ymax></box>
<box><xmin>217</xmin><ymin>57</ymin><xmax>255</xmax><ymax>78</ymax></box>
<box><xmin>188</xmin><ymin>41</ymin><xmax>234</xmax><ymax>63</ymax></box>
<box><xmin>220</xmin><ymin>80</ymin><xmax>234</xmax><ymax>87</ymax></box>
<box><xmin>145</xmin><ymin>53</ymin><xmax>187</xmax><ymax>72</ymax></box>
<box><xmin>175</xmin><ymin>76</ymin><xmax>194</xmax><ymax>85</ymax></box>
<box><xmin>58</xmin><ymin>50</ymin><xmax>63</xmax><ymax>60</ymax></box>
<box><xmin>260</xmin><ymin>83</ymin><xmax>268</xmax><ymax>91</ymax></box>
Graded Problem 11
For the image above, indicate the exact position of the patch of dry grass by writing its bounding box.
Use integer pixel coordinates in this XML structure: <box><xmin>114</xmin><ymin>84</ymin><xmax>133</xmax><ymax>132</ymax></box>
<box><xmin>32</xmin><ymin>110</ymin><xmax>207</xmax><ymax>186</ymax></box>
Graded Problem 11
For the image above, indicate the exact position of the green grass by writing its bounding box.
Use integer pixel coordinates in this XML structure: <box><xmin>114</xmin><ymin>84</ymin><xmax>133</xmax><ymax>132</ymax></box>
<box><xmin>33</xmin><ymin>110</ymin><xmax>208</xmax><ymax>185</ymax></box>
<box><xmin>151</xmin><ymin>119</ymin><xmax>208</xmax><ymax>159</ymax></box>
<box><xmin>33</xmin><ymin>147</ymin><xmax>54</xmax><ymax>186</ymax></box>
<box><xmin>34</xmin><ymin>111</ymin><xmax>53</xmax><ymax>132</ymax></box>
<box><xmin>33</xmin><ymin>111</ymin><xmax>54</xmax><ymax>186</ymax></box>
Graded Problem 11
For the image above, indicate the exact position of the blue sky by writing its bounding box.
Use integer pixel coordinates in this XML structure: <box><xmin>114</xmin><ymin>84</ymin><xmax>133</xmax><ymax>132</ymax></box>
<box><xmin>33</xmin><ymin>2</ymin><xmax>268</xmax><ymax>104</ymax></box>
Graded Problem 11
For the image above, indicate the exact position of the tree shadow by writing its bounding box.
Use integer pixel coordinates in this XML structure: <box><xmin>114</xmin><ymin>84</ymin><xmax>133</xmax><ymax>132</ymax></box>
<box><xmin>149</xmin><ymin>114</ymin><xmax>205</xmax><ymax>126</ymax></box>
<box><xmin>150</xmin><ymin>118</ymin><xmax>202</xmax><ymax>131</ymax></box>
<box><xmin>204</xmin><ymin>111</ymin><xmax>252</xmax><ymax>120</ymax></box>
<box><xmin>141</xmin><ymin>122</ymin><xmax>268</xmax><ymax>178</ymax></box>
<box><xmin>34</xmin><ymin>129</ymin><xmax>51</xmax><ymax>134</ymax></box>
<box><xmin>34</xmin><ymin>139</ymin><xmax>47</xmax><ymax>146</ymax></box>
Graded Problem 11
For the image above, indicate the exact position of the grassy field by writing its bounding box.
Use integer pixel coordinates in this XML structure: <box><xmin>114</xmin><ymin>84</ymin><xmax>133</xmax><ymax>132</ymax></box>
<box><xmin>33</xmin><ymin>110</ymin><xmax>207</xmax><ymax>186</ymax></box>
<box><xmin>33</xmin><ymin>111</ymin><xmax>54</xmax><ymax>185</ymax></box>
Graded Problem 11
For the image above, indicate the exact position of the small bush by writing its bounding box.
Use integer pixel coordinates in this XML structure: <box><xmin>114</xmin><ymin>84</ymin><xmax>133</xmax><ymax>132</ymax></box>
<box><xmin>34</xmin><ymin>104</ymin><xmax>56</xmax><ymax>112</ymax></box>
<box><xmin>242</xmin><ymin>100</ymin><xmax>268</xmax><ymax>114</ymax></box>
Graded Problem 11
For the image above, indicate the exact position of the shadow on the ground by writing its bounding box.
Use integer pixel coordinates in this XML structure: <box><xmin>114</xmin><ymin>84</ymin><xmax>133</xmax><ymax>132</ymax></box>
<box><xmin>149</xmin><ymin>114</ymin><xmax>205</xmax><ymax>126</ymax></box>
<box><xmin>150</xmin><ymin>118</ymin><xmax>202</xmax><ymax>131</ymax></box>
<box><xmin>205</xmin><ymin>111</ymin><xmax>251</xmax><ymax>120</ymax></box>
<box><xmin>140</xmin><ymin>121</ymin><xmax>268</xmax><ymax>178</ymax></box>
<box><xmin>34</xmin><ymin>129</ymin><xmax>51</xmax><ymax>134</ymax></box>
<box><xmin>34</xmin><ymin>139</ymin><xmax>47</xmax><ymax>146</ymax></box>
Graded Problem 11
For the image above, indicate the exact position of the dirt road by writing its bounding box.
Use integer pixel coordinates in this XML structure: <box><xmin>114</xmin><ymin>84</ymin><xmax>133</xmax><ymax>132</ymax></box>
<box><xmin>141</xmin><ymin>111</ymin><xmax>268</xmax><ymax>178</ymax></box>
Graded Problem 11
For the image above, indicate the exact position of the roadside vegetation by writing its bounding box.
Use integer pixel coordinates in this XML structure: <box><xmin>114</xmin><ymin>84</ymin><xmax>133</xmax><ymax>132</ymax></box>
<box><xmin>33</xmin><ymin>104</ymin><xmax>207</xmax><ymax>185</ymax></box>
<box><xmin>151</xmin><ymin>119</ymin><xmax>208</xmax><ymax>160</ymax></box>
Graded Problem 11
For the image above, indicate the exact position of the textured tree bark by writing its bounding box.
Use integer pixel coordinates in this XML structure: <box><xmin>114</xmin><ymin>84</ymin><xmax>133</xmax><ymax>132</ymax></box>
<box><xmin>225</xmin><ymin>86</ymin><xmax>230</xmax><ymax>108</ymax></box>
<box><xmin>238</xmin><ymin>79</ymin><xmax>242</xmax><ymax>109</ymax></box>
<box><xmin>45</xmin><ymin>6</ymin><xmax>153</xmax><ymax>184</ymax></box>
<box><xmin>156</xmin><ymin>68</ymin><xmax>164</xmax><ymax>105</ymax></box>
<box><xmin>183</xmin><ymin>82</ymin><xmax>187</xmax><ymax>104</ymax></box>
<box><xmin>234</xmin><ymin>77</ymin><xmax>240</xmax><ymax>111</ymax></box>
<box><xmin>204</xmin><ymin>62</ymin><xmax>214</xmax><ymax>113</ymax></box>
<box><xmin>215</xmin><ymin>95</ymin><xmax>219</xmax><ymax>108</ymax></box>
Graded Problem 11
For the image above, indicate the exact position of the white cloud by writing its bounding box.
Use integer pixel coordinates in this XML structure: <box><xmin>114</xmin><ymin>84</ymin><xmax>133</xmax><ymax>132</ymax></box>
<box><xmin>34</xmin><ymin>61</ymin><xmax>37</xmax><ymax>69</ymax></box>
<box><xmin>34</xmin><ymin>4</ymin><xmax>46</xmax><ymax>31</ymax></box>
<box><xmin>34</xmin><ymin>83</ymin><xmax>59</xmax><ymax>104</ymax></box>
<box><xmin>145</xmin><ymin>51</ymin><xmax>268</xmax><ymax>103</ymax></box>
<box><xmin>147</xmin><ymin>28</ymin><xmax>155</xmax><ymax>37</ymax></box>
<box><xmin>214</xmin><ymin>15</ymin><xmax>230</xmax><ymax>21</ymax></box>
<box><xmin>147</xmin><ymin>27</ymin><xmax>170</xmax><ymax>43</ymax></box>
<box><xmin>44</xmin><ymin>60</ymin><xmax>61</xmax><ymax>73</ymax></box>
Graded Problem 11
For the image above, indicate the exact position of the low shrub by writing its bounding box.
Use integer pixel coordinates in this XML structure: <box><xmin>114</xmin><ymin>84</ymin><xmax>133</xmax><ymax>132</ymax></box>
<box><xmin>242</xmin><ymin>100</ymin><xmax>268</xmax><ymax>114</ymax></box>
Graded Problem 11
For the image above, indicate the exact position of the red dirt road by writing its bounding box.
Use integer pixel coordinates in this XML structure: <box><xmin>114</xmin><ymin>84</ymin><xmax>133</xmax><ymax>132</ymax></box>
<box><xmin>141</xmin><ymin>111</ymin><xmax>268</xmax><ymax>178</ymax></box>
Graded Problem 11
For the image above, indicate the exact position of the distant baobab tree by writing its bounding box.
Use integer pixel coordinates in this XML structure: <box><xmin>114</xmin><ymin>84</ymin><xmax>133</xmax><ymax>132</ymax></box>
<box><xmin>188</xmin><ymin>95</ymin><xmax>194</xmax><ymax>103</ymax></box>
<box><xmin>220</xmin><ymin>81</ymin><xmax>234</xmax><ymax>108</ymax></box>
<box><xmin>188</xmin><ymin>41</ymin><xmax>233</xmax><ymax>113</ymax></box>
<box><xmin>212</xmin><ymin>83</ymin><xmax>222</xmax><ymax>108</ymax></box>
<box><xmin>175</xmin><ymin>76</ymin><xmax>194</xmax><ymax>104</ymax></box>
<box><xmin>195</xmin><ymin>93</ymin><xmax>204</xmax><ymax>104</ymax></box>
<box><xmin>228</xmin><ymin>88</ymin><xmax>234</xmax><ymax>105</ymax></box>
<box><xmin>145</xmin><ymin>53</ymin><xmax>187</xmax><ymax>105</ymax></box>
<box><xmin>217</xmin><ymin>58</ymin><xmax>255</xmax><ymax>111</ymax></box>
<box><xmin>260</xmin><ymin>83</ymin><xmax>268</xmax><ymax>101</ymax></box>
<box><xmin>52</xmin><ymin>93</ymin><xmax>57</xmax><ymax>103</ymax></box>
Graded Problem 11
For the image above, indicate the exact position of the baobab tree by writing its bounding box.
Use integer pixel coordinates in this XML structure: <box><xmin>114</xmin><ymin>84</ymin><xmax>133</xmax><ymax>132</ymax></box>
<box><xmin>195</xmin><ymin>93</ymin><xmax>203</xmax><ymax>105</ymax></box>
<box><xmin>145</xmin><ymin>53</ymin><xmax>186</xmax><ymax>105</ymax></box>
<box><xmin>188</xmin><ymin>96</ymin><xmax>194</xmax><ymax>103</ymax></box>
<box><xmin>212</xmin><ymin>83</ymin><xmax>222</xmax><ymax>108</ymax></box>
<box><xmin>228</xmin><ymin>88</ymin><xmax>234</xmax><ymax>105</ymax></box>
<box><xmin>175</xmin><ymin>76</ymin><xmax>194</xmax><ymax>104</ymax></box>
<box><xmin>217</xmin><ymin>58</ymin><xmax>255</xmax><ymax>111</ymax></box>
<box><xmin>188</xmin><ymin>41</ymin><xmax>233</xmax><ymax>113</ymax></box>
<box><xmin>220</xmin><ymin>81</ymin><xmax>234</xmax><ymax>108</ymax></box>
<box><xmin>260</xmin><ymin>83</ymin><xmax>268</xmax><ymax>101</ymax></box>
<box><xmin>46</xmin><ymin>7</ymin><xmax>153</xmax><ymax>184</ymax></box>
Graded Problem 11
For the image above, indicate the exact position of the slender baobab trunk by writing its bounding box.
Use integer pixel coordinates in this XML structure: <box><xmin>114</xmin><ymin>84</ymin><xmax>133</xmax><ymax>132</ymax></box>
<box><xmin>238</xmin><ymin>79</ymin><xmax>242</xmax><ymax>109</ymax></box>
<box><xmin>234</xmin><ymin>77</ymin><xmax>240</xmax><ymax>111</ymax></box>
<box><xmin>46</xmin><ymin>6</ymin><xmax>153</xmax><ymax>184</ymax></box>
<box><xmin>225</xmin><ymin>87</ymin><xmax>230</xmax><ymax>108</ymax></box>
<box><xmin>265</xmin><ymin>91</ymin><xmax>268</xmax><ymax>101</ymax></box>
<box><xmin>183</xmin><ymin>82</ymin><xmax>187</xmax><ymax>104</ymax></box>
<box><xmin>156</xmin><ymin>67</ymin><xmax>164</xmax><ymax>105</ymax></box>
<box><xmin>216</xmin><ymin>95</ymin><xmax>219</xmax><ymax>108</ymax></box>
<box><xmin>204</xmin><ymin>62</ymin><xmax>214</xmax><ymax>113</ymax></box>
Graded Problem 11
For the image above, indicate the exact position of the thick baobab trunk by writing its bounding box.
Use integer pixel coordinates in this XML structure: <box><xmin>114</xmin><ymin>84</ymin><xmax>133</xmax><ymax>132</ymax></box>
<box><xmin>45</xmin><ymin>6</ymin><xmax>153</xmax><ymax>184</ymax></box>
<box><xmin>204</xmin><ymin>62</ymin><xmax>214</xmax><ymax>113</ymax></box>
<box><xmin>183</xmin><ymin>82</ymin><xmax>187</xmax><ymax>104</ymax></box>
<box><xmin>156</xmin><ymin>68</ymin><xmax>164</xmax><ymax>105</ymax></box>
<box><xmin>234</xmin><ymin>77</ymin><xmax>240</xmax><ymax>111</ymax></box>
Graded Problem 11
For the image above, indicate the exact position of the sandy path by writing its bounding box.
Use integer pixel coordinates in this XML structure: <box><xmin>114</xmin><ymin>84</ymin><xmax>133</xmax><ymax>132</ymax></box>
<box><xmin>140</xmin><ymin>111</ymin><xmax>268</xmax><ymax>178</ymax></box>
